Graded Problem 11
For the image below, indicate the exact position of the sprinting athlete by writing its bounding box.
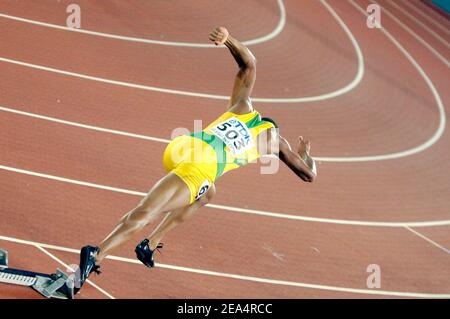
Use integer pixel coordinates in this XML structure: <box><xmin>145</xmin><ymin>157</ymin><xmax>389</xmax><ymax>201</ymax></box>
<box><xmin>76</xmin><ymin>27</ymin><xmax>317</xmax><ymax>293</ymax></box>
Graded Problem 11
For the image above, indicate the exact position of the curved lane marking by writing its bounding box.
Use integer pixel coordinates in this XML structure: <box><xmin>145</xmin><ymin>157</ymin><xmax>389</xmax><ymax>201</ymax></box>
<box><xmin>0</xmin><ymin>1</ymin><xmax>443</xmax><ymax>161</ymax></box>
<box><xmin>0</xmin><ymin>0</ymin><xmax>365</xmax><ymax>103</ymax></box>
<box><xmin>0</xmin><ymin>2</ymin><xmax>447</xmax><ymax>225</ymax></box>
<box><xmin>399</xmin><ymin>0</ymin><xmax>450</xmax><ymax>36</ymax></box>
<box><xmin>388</xmin><ymin>0</ymin><xmax>450</xmax><ymax>48</ymax></box>
<box><xmin>314</xmin><ymin>0</ymin><xmax>446</xmax><ymax>162</ymax></box>
<box><xmin>372</xmin><ymin>0</ymin><xmax>449</xmax><ymax>67</ymax></box>
<box><xmin>0</xmin><ymin>0</ymin><xmax>285</xmax><ymax>48</ymax></box>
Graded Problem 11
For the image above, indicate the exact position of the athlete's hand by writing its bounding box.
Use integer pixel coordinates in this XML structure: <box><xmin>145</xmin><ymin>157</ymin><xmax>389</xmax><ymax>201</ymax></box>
<box><xmin>297</xmin><ymin>136</ymin><xmax>311</xmax><ymax>160</ymax></box>
<box><xmin>209</xmin><ymin>27</ymin><xmax>229</xmax><ymax>46</ymax></box>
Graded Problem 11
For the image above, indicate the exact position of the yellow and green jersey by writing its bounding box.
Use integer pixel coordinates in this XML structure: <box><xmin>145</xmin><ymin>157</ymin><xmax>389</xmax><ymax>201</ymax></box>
<box><xmin>190</xmin><ymin>110</ymin><xmax>275</xmax><ymax>181</ymax></box>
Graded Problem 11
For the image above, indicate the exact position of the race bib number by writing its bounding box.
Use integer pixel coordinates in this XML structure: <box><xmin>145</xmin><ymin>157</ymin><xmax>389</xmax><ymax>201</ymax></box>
<box><xmin>195</xmin><ymin>180</ymin><xmax>210</xmax><ymax>200</ymax></box>
<box><xmin>210</xmin><ymin>117</ymin><xmax>254</xmax><ymax>156</ymax></box>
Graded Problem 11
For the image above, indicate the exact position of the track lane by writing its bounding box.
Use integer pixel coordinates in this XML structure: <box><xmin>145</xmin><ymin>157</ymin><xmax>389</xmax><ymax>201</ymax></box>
<box><xmin>399</xmin><ymin>0</ymin><xmax>450</xmax><ymax>37</ymax></box>
<box><xmin>381</xmin><ymin>0</ymin><xmax>450</xmax><ymax>49</ymax></box>
<box><xmin>0</xmin><ymin>0</ymin><xmax>281</xmax><ymax>45</ymax></box>
<box><xmin>0</xmin><ymin>167</ymin><xmax>449</xmax><ymax>297</ymax></box>
<box><xmin>407</xmin><ymin>225</ymin><xmax>450</xmax><ymax>251</ymax></box>
<box><xmin>1</xmin><ymin>176</ymin><xmax>449</xmax><ymax>297</ymax></box>
<box><xmin>0</xmin><ymin>0</ymin><xmax>448</xmax><ymax>296</ymax></box>
<box><xmin>0</xmin><ymin>0</ymin><xmax>358</xmax><ymax>100</ymax></box>
<box><xmin>0</xmin><ymin>0</ymin><xmax>442</xmax><ymax>160</ymax></box>
<box><xmin>1</xmin><ymin>109</ymin><xmax>450</xmax><ymax>222</ymax></box>
<box><xmin>408</xmin><ymin>0</ymin><xmax>450</xmax><ymax>28</ymax></box>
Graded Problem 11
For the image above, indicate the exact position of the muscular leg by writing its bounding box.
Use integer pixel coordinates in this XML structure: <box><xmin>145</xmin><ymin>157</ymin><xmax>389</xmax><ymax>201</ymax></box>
<box><xmin>95</xmin><ymin>173</ymin><xmax>191</xmax><ymax>263</ymax></box>
<box><xmin>146</xmin><ymin>184</ymin><xmax>216</xmax><ymax>250</ymax></box>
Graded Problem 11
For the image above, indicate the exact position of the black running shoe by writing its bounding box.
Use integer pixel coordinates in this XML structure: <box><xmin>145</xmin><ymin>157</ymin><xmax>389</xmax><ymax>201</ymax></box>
<box><xmin>135</xmin><ymin>239</ymin><xmax>163</xmax><ymax>268</ymax></box>
<box><xmin>75</xmin><ymin>245</ymin><xmax>101</xmax><ymax>294</ymax></box>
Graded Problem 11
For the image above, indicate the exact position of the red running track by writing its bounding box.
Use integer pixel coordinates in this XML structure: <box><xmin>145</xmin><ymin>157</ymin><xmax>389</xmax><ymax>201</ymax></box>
<box><xmin>0</xmin><ymin>0</ymin><xmax>449</xmax><ymax>298</ymax></box>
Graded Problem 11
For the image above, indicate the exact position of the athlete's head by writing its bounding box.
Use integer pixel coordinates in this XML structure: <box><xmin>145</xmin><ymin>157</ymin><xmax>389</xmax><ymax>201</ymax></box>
<box><xmin>261</xmin><ymin>117</ymin><xmax>279</xmax><ymax>129</ymax></box>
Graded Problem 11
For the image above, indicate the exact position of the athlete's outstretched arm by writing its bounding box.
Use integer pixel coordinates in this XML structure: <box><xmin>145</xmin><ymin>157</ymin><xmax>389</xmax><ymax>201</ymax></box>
<box><xmin>209</xmin><ymin>27</ymin><xmax>256</xmax><ymax>110</ymax></box>
<box><xmin>277</xmin><ymin>135</ymin><xmax>317</xmax><ymax>183</ymax></box>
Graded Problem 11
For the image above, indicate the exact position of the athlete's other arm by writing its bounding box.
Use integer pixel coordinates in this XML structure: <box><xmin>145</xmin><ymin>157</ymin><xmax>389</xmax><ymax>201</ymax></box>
<box><xmin>269</xmin><ymin>132</ymin><xmax>317</xmax><ymax>183</ymax></box>
<box><xmin>209</xmin><ymin>27</ymin><xmax>256</xmax><ymax>112</ymax></box>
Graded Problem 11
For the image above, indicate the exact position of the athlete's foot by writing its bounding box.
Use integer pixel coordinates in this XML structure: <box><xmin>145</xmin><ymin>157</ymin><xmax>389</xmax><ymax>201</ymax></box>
<box><xmin>75</xmin><ymin>245</ymin><xmax>101</xmax><ymax>294</ymax></box>
<box><xmin>135</xmin><ymin>239</ymin><xmax>163</xmax><ymax>268</ymax></box>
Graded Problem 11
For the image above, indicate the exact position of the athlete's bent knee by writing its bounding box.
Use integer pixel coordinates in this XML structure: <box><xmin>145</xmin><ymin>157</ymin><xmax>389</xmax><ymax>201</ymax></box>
<box><xmin>126</xmin><ymin>206</ymin><xmax>154</xmax><ymax>227</ymax></box>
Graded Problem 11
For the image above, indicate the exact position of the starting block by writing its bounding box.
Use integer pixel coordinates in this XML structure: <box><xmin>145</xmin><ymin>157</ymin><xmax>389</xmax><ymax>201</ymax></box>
<box><xmin>0</xmin><ymin>249</ymin><xmax>7</xmax><ymax>269</ymax></box>
<box><xmin>0</xmin><ymin>248</ymin><xmax>74</xmax><ymax>299</ymax></box>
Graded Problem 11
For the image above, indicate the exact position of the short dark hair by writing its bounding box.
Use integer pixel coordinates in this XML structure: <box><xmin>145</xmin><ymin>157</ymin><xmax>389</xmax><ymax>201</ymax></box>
<box><xmin>261</xmin><ymin>117</ymin><xmax>279</xmax><ymax>128</ymax></box>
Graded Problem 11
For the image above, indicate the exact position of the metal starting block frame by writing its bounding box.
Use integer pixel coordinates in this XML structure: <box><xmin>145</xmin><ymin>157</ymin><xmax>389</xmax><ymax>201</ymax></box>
<box><xmin>0</xmin><ymin>248</ymin><xmax>74</xmax><ymax>299</ymax></box>
<box><xmin>0</xmin><ymin>249</ymin><xmax>7</xmax><ymax>269</ymax></box>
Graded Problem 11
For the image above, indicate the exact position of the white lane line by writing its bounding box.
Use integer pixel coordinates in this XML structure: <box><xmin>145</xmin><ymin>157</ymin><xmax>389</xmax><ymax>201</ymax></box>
<box><xmin>0</xmin><ymin>0</ymin><xmax>445</xmax><ymax>162</ymax></box>
<box><xmin>0</xmin><ymin>105</ymin><xmax>171</xmax><ymax>144</ymax></box>
<box><xmin>0</xmin><ymin>56</ymin><xmax>231</xmax><ymax>101</ymax></box>
<box><xmin>0</xmin><ymin>2</ymin><xmax>446</xmax><ymax>225</ymax></box>
<box><xmin>400</xmin><ymin>0</ymin><xmax>450</xmax><ymax>35</ymax></box>
<box><xmin>252</xmin><ymin>0</ymin><xmax>365</xmax><ymax>103</ymax></box>
<box><xmin>0</xmin><ymin>164</ymin><xmax>145</xmax><ymax>196</ymax></box>
<box><xmin>0</xmin><ymin>0</ymin><xmax>285</xmax><ymax>48</ymax></box>
<box><xmin>0</xmin><ymin>0</ymin><xmax>364</xmax><ymax>103</ymax></box>
<box><xmin>371</xmin><ymin>0</ymin><xmax>450</xmax><ymax>67</ymax></box>
<box><xmin>207</xmin><ymin>202</ymin><xmax>450</xmax><ymax>227</ymax></box>
<box><xmin>0</xmin><ymin>163</ymin><xmax>449</xmax><ymax>228</ymax></box>
<box><xmin>317</xmin><ymin>0</ymin><xmax>447</xmax><ymax>162</ymax></box>
<box><xmin>1</xmin><ymin>235</ymin><xmax>449</xmax><ymax>298</ymax></box>
<box><xmin>388</xmin><ymin>0</ymin><xmax>450</xmax><ymax>48</ymax></box>
<box><xmin>34</xmin><ymin>245</ymin><xmax>115</xmax><ymax>299</ymax></box>
<box><xmin>0</xmin><ymin>98</ymin><xmax>445</xmax><ymax>165</ymax></box>
<box><xmin>405</xmin><ymin>226</ymin><xmax>449</xmax><ymax>254</ymax></box>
